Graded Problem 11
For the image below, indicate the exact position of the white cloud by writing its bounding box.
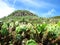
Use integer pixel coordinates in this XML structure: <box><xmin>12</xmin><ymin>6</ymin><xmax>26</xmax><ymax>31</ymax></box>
<box><xmin>17</xmin><ymin>0</ymin><xmax>55</xmax><ymax>8</ymax></box>
<box><xmin>41</xmin><ymin>8</ymin><xmax>56</xmax><ymax>17</ymax></box>
<box><xmin>18</xmin><ymin>0</ymin><xmax>40</xmax><ymax>7</ymax></box>
<box><xmin>47</xmin><ymin>9</ymin><xmax>55</xmax><ymax>15</ymax></box>
<box><xmin>0</xmin><ymin>0</ymin><xmax>15</xmax><ymax>18</ymax></box>
<box><xmin>13</xmin><ymin>0</ymin><xmax>16</xmax><ymax>7</ymax></box>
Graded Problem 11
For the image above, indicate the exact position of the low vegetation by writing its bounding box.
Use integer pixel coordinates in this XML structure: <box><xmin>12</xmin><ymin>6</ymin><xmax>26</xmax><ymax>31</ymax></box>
<box><xmin>0</xmin><ymin>10</ymin><xmax>60</xmax><ymax>45</ymax></box>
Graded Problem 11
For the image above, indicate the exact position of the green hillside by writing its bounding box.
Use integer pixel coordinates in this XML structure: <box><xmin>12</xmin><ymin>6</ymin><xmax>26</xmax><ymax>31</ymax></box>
<box><xmin>0</xmin><ymin>10</ymin><xmax>60</xmax><ymax>24</ymax></box>
<box><xmin>51</xmin><ymin>16</ymin><xmax>60</xmax><ymax>19</ymax></box>
<box><xmin>0</xmin><ymin>10</ymin><xmax>43</xmax><ymax>24</ymax></box>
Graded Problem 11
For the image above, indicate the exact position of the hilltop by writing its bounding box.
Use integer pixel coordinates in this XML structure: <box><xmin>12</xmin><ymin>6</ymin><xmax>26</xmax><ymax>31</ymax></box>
<box><xmin>8</xmin><ymin>10</ymin><xmax>37</xmax><ymax>17</ymax></box>
<box><xmin>0</xmin><ymin>10</ymin><xmax>42</xmax><ymax>24</ymax></box>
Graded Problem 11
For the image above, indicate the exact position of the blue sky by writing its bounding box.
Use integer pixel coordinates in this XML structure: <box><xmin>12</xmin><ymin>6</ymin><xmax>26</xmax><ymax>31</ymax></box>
<box><xmin>0</xmin><ymin>0</ymin><xmax>60</xmax><ymax>18</ymax></box>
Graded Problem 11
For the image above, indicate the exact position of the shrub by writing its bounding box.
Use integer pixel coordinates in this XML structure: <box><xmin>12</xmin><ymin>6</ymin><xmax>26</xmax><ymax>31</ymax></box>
<box><xmin>1</xmin><ymin>28</ymin><xmax>9</xmax><ymax>36</ymax></box>
<box><xmin>26</xmin><ymin>39</ymin><xmax>37</xmax><ymax>45</ymax></box>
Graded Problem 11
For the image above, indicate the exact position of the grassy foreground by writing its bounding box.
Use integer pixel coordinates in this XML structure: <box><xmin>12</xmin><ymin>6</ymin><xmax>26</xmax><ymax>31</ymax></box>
<box><xmin>0</xmin><ymin>20</ymin><xmax>60</xmax><ymax>45</ymax></box>
<box><xmin>0</xmin><ymin>10</ymin><xmax>60</xmax><ymax>45</ymax></box>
